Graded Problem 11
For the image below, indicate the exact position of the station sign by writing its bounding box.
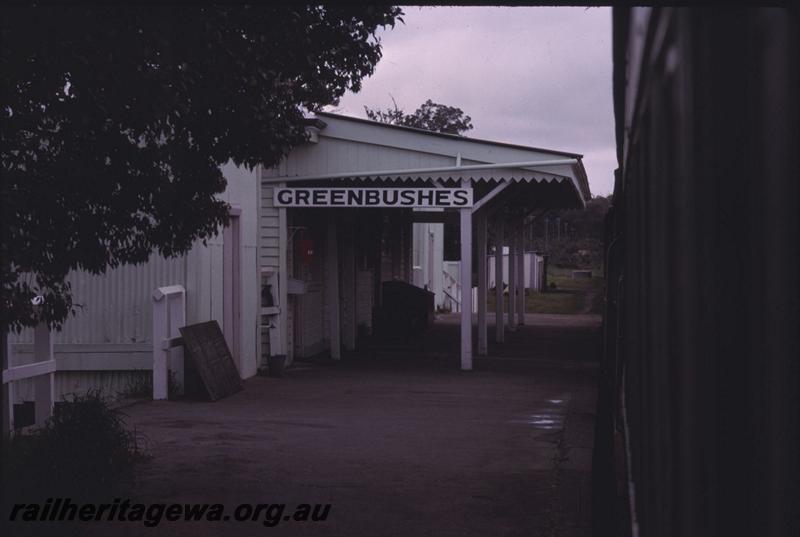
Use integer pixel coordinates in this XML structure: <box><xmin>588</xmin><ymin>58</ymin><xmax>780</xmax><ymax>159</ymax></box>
<box><xmin>274</xmin><ymin>187</ymin><xmax>473</xmax><ymax>208</ymax></box>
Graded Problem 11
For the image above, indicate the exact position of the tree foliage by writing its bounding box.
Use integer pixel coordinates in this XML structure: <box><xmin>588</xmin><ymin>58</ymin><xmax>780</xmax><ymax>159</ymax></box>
<box><xmin>365</xmin><ymin>97</ymin><xmax>474</xmax><ymax>261</ymax></box>
<box><xmin>1</xmin><ymin>5</ymin><xmax>403</xmax><ymax>331</ymax></box>
<box><xmin>529</xmin><ymin>195</ymin><xmax>612</xmax><ymax>269</ymax></box>
<box><xmin>364</xmin><ymin>98</ymin><xmax>473</xmax><ymax>135</ymax></box>
<box><xmin>558</xmin><ymin>195</ymin><xmax>611</xmax><ymax>240</ymax></box>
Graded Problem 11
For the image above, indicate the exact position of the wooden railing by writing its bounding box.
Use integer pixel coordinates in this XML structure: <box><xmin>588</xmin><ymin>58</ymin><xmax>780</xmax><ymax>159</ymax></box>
<box><xmin>3</xmin><ymin>322</ymin><xmax>56</xmax><ymax>433</ymax></box>
<box><xmin>152</xmin><ymin>285</ymin><xmax>185</xmax><ymax>400</ymax></box>
<box><xmin>442</xmin><ymin>269</ymin><xmax>461</xmax><ymax>312</ymax></box>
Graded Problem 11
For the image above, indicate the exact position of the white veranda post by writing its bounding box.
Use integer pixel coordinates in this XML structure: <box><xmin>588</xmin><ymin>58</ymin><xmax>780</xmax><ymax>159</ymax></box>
<box><xmin>495</xmin><ymin>217</ymin><xmax>505</xmax><ymax>343</ymax></box>
<box><xmin>327</xmin><ymin>212</ymin><xmax>341</xmax><ymax>360</ymax></box>
<box><xmin>517</xmin><ymin>221</ymin><xmax>526</xmax><ymax>325</ymax></box>
<box><xmin>477</xmin><ymin>213</ymin><xmax>488</xmax><ymax>356</ymax></box>
<box><xmin>508</xmin><ymin>219</ymin><xmax>517</xmax><ymax>332</ymax></box>
<box><xmin>460</xmin><ymin>181</ymin><xmax>473</xmax><ymax>371</ymax></box>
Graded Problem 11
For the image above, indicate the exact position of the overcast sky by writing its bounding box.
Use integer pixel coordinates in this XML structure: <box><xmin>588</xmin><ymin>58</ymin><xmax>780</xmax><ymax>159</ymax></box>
<box><xmin>325</xmin><ymin>6</ymin><xmax>615</xmax><ymax>196</ymax></box>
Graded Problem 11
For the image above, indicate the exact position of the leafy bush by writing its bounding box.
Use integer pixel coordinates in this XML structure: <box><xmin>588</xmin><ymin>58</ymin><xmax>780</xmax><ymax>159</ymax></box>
<box><xmin>2</xmin><ymin>390</ymin><xmax>148</xmax><ymax>502</ymax></box>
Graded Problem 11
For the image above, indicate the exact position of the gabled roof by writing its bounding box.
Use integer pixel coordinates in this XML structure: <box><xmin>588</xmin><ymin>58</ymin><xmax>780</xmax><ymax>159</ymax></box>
<box><xmin>304</xmin><ymin>112</ymin><xmax>591</xmax><ymax>203</ymax></box>
<box><xmin>315</xmin><ymin>111</ymin><xmax>583</xmax><ymax>159</ymax></box>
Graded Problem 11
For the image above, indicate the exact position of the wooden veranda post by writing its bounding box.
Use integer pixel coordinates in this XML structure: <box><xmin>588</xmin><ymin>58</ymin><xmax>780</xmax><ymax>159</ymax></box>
<box><xmin>495</xmin><ymin>217</ymin><xmax>505</xmax><ymax>343</ymax></box>
<box><xmin>508</xmin><ymin>219</ymin><xmax>517</xmax><ymax>332</ymax></box>
<box><xmin>517</xmin><ymin>221</ymin><xmax>526</xmax><ymax>325</ymax></box>
<box><xmin>477</xmin><ymin>213</ymin><xmax>488</xmax><ymax>356</ymax></box>
<box><xmin>460</xmin><ymin>181</ymin><xmax>473</xmax><ymax>371</ymax></box>
<box><xmin>327</xmin><ymin>212</ymin><xmax>341</xmax><ymax>360</ymax></box>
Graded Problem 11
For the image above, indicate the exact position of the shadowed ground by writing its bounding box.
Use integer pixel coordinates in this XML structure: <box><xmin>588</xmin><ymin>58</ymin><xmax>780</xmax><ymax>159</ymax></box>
<box><xmin>76</xmin><ymin>313</ymin><xmax>599</xmax><ymax>537</ymax></box>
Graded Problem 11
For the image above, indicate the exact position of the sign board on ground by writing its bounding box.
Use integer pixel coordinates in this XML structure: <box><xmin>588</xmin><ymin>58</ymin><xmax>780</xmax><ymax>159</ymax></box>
<box><xmin>179</xmin><ymin>321</ymin><xmax>242</xmax><ymax>401</ymax></box>
<box><xmin>273</xmin><ymin>187</ymin><xmax>473</xmax><ymax>208</ymax></box>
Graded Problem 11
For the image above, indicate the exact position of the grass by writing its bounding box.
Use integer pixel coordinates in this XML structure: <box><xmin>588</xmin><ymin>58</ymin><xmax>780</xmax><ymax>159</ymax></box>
<box><xmin>117</xmin><ymin>369</ymin><xmax>182</xmax><ymax>400</ymax></box>
<box><xmin>487</xmin><ymin>266</ymin><xmax>604</xmax><ymax>315</ymax></box>
<box><xmin>116</xmin><ymin>369</ymin><xmax>154</xmax><ymax>399</ymax></box>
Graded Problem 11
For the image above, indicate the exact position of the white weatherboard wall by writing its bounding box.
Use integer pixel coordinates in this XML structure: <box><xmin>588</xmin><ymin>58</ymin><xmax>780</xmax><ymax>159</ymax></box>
<box><xmin>8</xmin><ymin>163</ymin><xmax>260</xmax><ymax>402</ymax></box>
<box><xmin>412</xmin><ymin>222</ymin><xmax>445</xmax><ymax>307</ymax></box>
<box><xmin>259</xmin><ymin>164</ymin><xmax>288</xmax><ymax>362</ymax></box>
<box><xmin>260</xmin><ymin>121</ymin><xmax>437</xmax><ymax>362</ymax></box>
<box><xmin>186</xmin><ymin>161</ymin><xmax>260</xmax><ymax>379</ymax></box>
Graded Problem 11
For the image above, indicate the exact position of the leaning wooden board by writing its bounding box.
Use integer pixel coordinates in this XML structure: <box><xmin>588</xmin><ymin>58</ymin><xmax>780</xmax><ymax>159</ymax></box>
<box><xmin>179</xmin><ymin>321</ymin><xmax>243</xmax><ymax>401</ymax></box>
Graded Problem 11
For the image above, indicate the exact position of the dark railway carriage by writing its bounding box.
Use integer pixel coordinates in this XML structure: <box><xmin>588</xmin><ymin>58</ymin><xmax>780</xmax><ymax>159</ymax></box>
<box><xmin>597</xmin><ymin>7</ymin><xmax>799</xmax><ymax>537</ymax></box>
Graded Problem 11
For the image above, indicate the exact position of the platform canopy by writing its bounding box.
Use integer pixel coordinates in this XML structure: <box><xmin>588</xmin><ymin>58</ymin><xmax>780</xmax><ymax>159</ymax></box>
<box><xmin>266</xmin><ymin>112</ymin><xmax>590</xmax><ymax>206</ymax></box>
<box><xmin>265</xmin><ymin>112</ymin><xmax>591</xmax><ymax>370</ymax></box>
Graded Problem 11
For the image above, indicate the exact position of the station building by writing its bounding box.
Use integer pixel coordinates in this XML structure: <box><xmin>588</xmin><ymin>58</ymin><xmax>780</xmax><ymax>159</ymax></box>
<box><xmin>5</xmin><ymin>112</ymin><xmax>590</xmax><ymax>424</ymax></box>
<box><xmin>259</xmin><ymin>112</ymin><xmax>590</xmax><ymax>370</ymax></box>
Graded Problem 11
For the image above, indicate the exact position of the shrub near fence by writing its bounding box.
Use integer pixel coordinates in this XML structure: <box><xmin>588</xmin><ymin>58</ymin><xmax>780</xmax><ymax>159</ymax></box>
<box><xmin>2</xmin><ymin>390</ymin><xmax>148</xmax><ymax>502</ymax></box>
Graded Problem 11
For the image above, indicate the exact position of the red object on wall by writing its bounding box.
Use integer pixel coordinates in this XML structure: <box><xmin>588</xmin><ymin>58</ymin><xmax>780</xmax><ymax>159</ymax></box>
<box><xmin>297</xmin><ymin>239</ymin><xmax>314</xmax><ymax>264</ymax></box>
